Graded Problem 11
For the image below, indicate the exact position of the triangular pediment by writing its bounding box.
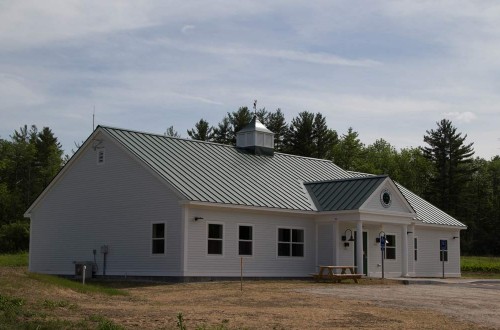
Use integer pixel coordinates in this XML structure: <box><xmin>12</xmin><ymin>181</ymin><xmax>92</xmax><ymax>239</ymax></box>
<box><xmin>359</xmin><ymin>177</ymin><xmax>415</xmax><ymax>214</ymax></box>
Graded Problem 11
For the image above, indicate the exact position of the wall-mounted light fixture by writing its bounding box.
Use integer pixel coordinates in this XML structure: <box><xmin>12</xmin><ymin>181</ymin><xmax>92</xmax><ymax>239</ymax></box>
<box><xmin>453</xmin><ymin>236</ymin><xmax>459</xmax><ymax>239</ymax></box>
<box><xmin>194</xmin><ymin>217</ymin><xmax>204</xmax><ymax>221</ymax></box>
<box><xmin>341</xmin><ymin>229</ymin><xmax>355</xmax><ymax>242</ymax></box>
<box><xmin>407</xmin><ymin>231</ymin><xmax>413</xmax><ymax>234</ymax></box>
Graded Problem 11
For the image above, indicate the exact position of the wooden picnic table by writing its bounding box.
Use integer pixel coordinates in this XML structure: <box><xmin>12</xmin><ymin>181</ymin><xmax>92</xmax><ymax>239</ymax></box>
<box><xmin>310</xmin><ymin>265</ymin><xmax>362</xmax><ymax>283</ymax></box>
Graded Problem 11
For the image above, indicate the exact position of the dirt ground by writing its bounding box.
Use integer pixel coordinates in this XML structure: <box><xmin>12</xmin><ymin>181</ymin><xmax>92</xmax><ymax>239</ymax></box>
<box><xmin>2</xmin><ymin>267</ymin><xmax>499</xmax><ymax>329</ymax></box>
<box><xmin>67</xmin><ymin>280</ymin><xmax>498</xmax><ymax>329</ymax></box>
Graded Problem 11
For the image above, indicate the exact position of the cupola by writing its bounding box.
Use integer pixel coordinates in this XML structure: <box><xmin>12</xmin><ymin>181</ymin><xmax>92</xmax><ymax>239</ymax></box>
<box><xmin>236</xmin><ymin>116</ymin><xmax>274</xmax><ymax>156</ymax></box>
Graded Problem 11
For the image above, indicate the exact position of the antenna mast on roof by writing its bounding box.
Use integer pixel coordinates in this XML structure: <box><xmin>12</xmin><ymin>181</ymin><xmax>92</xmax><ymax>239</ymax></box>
<box><xmin>93</xmin><ymin>106</ymin><xmax>95</xmax><ymax>131</ymax></box>
<box><xmin>253</xmin><ymin>99</ymin><xmax>257</xmax><ymax>116</ymax></box>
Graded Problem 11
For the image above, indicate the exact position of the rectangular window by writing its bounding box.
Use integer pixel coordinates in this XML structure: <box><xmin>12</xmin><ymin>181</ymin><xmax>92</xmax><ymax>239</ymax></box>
<box><xmin>208</xmin><ymin>223</ymin><xmax>223</xmax><ymax>255</ymax></box>
<box><xmin>384</xmin><ymin>234</ymin><xmax>396</xmax><ymax>260</ymax></box>
<box><xmin>239</xmin><ymin>225</ymin><xmax>253</xmax><ymax>256</ymax></box>
<box><xmin>152</xmin><ymin>223</ymin><xmax>165</xmax><ymax>254</ymax></box>
<box><xmin>440</xmin><ymin>239</ymin><xmax>448</xmax><ymax>262</ymax></box>
<box><xmin>414</xmin><ymin>237</ymin><xmax>418</xmax><ymax>261</ymax></box>
<box><xmin>278</xmin><ymin>228</ymin><xmax>304</xmax><ymax>257</ymax></box>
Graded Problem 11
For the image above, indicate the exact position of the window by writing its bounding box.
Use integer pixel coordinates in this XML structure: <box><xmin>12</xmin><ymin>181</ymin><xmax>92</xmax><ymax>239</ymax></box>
<box><xmin>440</xmin><ymin>239</ymin><xmax>448</xmax><ymax>262</ymax></box>
<box><xmin>97</xmin><ymin>150</ymin><xmax>105</xmax><ymax>164</ymax></box>
<box><xmin>239</xmin><ymin>225</ymin><xmax>253</xmax><ymax>256</ymax></box>
<box><xmin>384</xmin><ymin>234</ymin><xmax>396</xmax><ymax>260</ymax></box>
<box><xmin>152</xmin><ymin>223</ymin><xmax>165</xmax><ymax>254</ymax></box>
<box><xmin>414</xmin><ymin>237</ymin><xmax>418</xmax><ymax>261</ymax></box>
<box><xmin>208</xmin><ymin>224</ymin><xmax>223</xmax><ymax>255</ymax></box>
<box><xmin>278</xmin><ymin>228</ymin><xmax>304</xmax><ymax>257</ymax></box>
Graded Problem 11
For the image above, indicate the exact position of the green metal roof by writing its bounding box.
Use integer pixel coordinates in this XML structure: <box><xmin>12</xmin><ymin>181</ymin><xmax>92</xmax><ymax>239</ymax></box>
<box><xmin>304</xmin><ymin>176</ymin><xmax>387</xmax><ymax>211</ymax></box>
<box><xmin>98</xmin><ymin>126</ymin><xmax>466</xmax><ymax>227</ymax></box>
<box><xmin>101</xmin><ymin>126</ymin><xmax>352</xmax><ymax>211</ymax></box>
<box><xmin>348</xmin><ymin>171</ymin><xmax>466</xmax><ymax>227</ymax></box>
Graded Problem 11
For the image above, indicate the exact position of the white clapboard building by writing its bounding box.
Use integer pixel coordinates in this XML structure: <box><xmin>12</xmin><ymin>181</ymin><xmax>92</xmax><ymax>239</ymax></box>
<box><xmin>25</xmin><ymin>117</ymin><xmax>466</xmax><ymax>279</ymax></box>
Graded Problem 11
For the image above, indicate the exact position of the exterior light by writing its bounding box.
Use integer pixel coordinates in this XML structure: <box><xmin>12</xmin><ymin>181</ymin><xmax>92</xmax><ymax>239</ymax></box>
<box><xmin>342</xmin><ymin>228</ymin><xmax>355</xmax><ymax>242</ymax></box>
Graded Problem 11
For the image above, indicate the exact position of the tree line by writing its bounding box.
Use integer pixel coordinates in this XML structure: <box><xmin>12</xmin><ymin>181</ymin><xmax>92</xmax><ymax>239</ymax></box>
<box><xmin>1</xmin><ymin>107</ymin><xmax>498</xmax><ymax>255</ymax></box>
<box><xmin>0</xmin><ymin>125</ymin><xmax>63</xmax><ymax>252</ymax></box>
<box><xmin>176</xmin><ymin>106</ymin><xmax>500</xmax><ymax>256</ymax></box>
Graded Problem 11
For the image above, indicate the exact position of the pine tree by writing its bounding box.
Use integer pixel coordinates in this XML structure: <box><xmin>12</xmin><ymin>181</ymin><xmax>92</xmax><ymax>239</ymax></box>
<box><xmin>332</xmin><ymin>127</ymin><xmax>364</xmax><ymax>170</ymax></box>
<box><xmin>265</xmin><ymin>109</ymin><xmax>288</xmax><ymax>152</ymax></box>
<box><xmin>285</xmin><ymin>111</ymin><xmax>315</xmax><ymax>156</ymax></box>
<box><xmin>212</xmin><ymin>116</ymin><xmax>232</xmax><ymax>145</ymax></box>
<box><xmin>422</xmin><ymin>119</ymin><xmax>475</xmax><ymax>216</ymax></box>
<box><xmin>187</xmin><ymin>119</ymin><xmax>213</xmax><ymax>141</ymax></box>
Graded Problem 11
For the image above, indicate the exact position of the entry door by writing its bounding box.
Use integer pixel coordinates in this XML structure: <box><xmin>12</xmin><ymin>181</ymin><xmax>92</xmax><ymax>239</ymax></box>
<box><xmin>354</xmin><ymin>231</ymin><xmax>368</xmax><ymax>276</ymax></box>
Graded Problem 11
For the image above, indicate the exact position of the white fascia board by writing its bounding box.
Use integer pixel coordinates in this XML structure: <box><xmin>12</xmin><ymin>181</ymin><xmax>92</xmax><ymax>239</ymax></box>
<box><xmin>182</xmin><ymin>200</ymin><xmax>317</xmax><ymax>216</ymax></box>
<box><xmin>415</xmin><ymin>222</ymin><xmax>467</xmax><ymax>230</ymax></box>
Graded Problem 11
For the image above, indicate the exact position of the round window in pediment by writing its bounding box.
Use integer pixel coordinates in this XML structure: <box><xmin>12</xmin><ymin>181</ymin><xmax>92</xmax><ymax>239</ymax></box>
<box><xmin>380</xmin><ymin>189</ymin><xmax>392</xmax><ymax>208</ymax></box>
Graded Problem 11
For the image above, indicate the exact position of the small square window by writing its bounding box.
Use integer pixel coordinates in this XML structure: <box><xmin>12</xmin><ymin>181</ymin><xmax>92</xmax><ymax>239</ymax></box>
<box><xmin>278</xmin><ymin>228</ymin><xmax>304</xmax><ymax>257</ymax></box>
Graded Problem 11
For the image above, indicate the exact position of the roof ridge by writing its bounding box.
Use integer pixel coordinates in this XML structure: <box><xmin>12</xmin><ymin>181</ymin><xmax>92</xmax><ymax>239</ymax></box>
<box><xmin>304</xmin><ymin>175</ymin><xmax>387</xmax><ymax>185</ymax></box>
<box><xmin>98</xmin><ymin>125</ymin><xmax>346</xmax><ymax>164</ymax></box>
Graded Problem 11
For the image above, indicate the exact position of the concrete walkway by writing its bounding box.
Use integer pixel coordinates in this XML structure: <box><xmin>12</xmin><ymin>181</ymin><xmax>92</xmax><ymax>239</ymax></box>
<box><xmin>390</xmin><ymin>276</ymin><xmax>500</xmax><ymax>285</ymax></box>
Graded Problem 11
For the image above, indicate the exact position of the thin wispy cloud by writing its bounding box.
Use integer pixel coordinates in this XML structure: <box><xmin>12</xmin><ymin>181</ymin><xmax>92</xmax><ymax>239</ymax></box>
<box><xmin>0</xmin><ymin>1</ymin><xmax>499</xmax><ymax>159</ymax></box>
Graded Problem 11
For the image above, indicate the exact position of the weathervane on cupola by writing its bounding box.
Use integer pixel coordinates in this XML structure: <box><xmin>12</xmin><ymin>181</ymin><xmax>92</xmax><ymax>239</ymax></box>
<box><xmin>235</xmin><ymin>100</ymin><xmax>275</xmax><ymax>156</ymax></box>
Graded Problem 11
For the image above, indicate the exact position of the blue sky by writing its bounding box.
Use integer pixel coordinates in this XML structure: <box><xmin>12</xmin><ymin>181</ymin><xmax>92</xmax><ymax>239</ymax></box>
<box><xmin>1</xmin><ymin>1</ymin><xmax>499</xmax><ymax>158</ymax></box>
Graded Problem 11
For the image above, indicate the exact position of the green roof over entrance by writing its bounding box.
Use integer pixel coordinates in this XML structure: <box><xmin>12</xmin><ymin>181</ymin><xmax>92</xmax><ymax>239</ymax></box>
<box><xmin>304</xmin><ymin>176</ymin><xmax>387</xmax><ymax>211</ymax></box>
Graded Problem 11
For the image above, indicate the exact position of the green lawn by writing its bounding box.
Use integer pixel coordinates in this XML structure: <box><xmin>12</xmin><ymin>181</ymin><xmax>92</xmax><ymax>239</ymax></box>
<box><xmin>461</xmin><ymin>256</ymin><xmax>500</xmax><ymax>278</ymax></box>
<box><xmin>0</xmin><ymin>252</ymin><xmax>28</xmax><ymax>267</ymax></box>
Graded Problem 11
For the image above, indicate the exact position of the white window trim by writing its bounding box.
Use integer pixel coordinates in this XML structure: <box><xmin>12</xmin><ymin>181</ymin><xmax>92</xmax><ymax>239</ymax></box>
<box><xmin>151</xmin><ymin>222</ymin><xmax>166</xmax><ymax>256</ymax></box>
<box><xmin>276</xmin><ymin>226</ymin><xmax>305</xmax><ymax>259</ymax></box>
<box><xmin>384</xmin><ymin>233</ymin><xmax>397</xmax><ymax>261</ymax></box>
<box><xmin>206</xmin><ymin>222</ymin><xmax>224</xmax><ymax>257</ymax></box>
<box><xmin>238</xmin><ymin>224</ymin><xmax>254</xmax><ymax>258</ymax></box>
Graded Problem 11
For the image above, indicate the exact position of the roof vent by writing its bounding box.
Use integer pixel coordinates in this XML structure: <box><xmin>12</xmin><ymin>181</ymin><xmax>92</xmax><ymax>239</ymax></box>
<box><xmin>236</xmin><ymin>116</ymin><xmax>274</xmax><ymax>156</ymax></box>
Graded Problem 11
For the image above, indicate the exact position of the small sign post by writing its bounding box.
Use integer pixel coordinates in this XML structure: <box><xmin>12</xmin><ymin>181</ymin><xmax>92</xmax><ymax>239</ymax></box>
<box><xmin>440</xmin><ymin>240</ymin><xmax>447</xmax><ymax>279</ymax></box>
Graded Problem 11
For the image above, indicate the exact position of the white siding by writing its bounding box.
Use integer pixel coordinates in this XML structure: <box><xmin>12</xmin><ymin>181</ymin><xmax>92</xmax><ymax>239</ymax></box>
<box><xmin>362</xmin><ymin>184</ymin><xmax>411</xmax><ymax>214</ymax></box>
<box><xmin>317</xmin><ymin>222</ymin><xmax>334</xmax><ymax>266</ymax></box>
<box><xmin>413</xmin><ymin>226</ymin><xmax>461</xmax><ymax>277</ymax></box>
<box><xmin>29</xmin><ymin>133</ymin><xmax>183</xmax><ymax>276</ymax></box>
<box><xmin>185</xmin><ymin>208</ymin><xmax>316</xmax><ymax>277</ymax></box>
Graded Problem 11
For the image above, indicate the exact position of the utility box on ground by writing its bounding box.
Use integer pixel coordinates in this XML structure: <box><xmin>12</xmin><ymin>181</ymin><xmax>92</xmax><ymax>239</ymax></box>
<box><xmin>74</xmin><ymin>261</ymin><xmax>94</xmax><ymax>280</ymax></box>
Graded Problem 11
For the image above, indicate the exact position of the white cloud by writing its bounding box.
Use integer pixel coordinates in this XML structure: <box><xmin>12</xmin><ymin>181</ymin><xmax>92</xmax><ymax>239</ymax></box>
<box><xmin>443</xmin><ymin>112</ymin><xmax>477</xmax><ymax>123</ymax></box>
<box><xmin>181</xmin><ymin>25</ymin><xmax>195</xmax><ymax>34</ymax></box>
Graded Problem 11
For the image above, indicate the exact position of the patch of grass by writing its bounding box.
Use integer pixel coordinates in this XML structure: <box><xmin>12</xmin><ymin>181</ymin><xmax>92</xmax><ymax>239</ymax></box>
<box><xmin>28</xmin><ymin>273</ymin><xmax>127</xmax><ymax>296</ymax></box>
<box><xmin>89</xmin><ymin>315</ymin><xmax>125</xmax><ymax>330</ymax></box>
<box><xmin>41</xmin><ymin>298</ymin><xmax>78</xmax><ymax>310</ymax></box>
<box><xmin>461</xmin><ymin>256</ymin><xmax>500</xmax><ymax>273</ymax></box>
<box><xmin>0</xmin><ymin>294</ymin><xmax>24</xmax><ymax>321</ymax></box>
<box><xmin>0</xmin><ymin>252</ymin><xmax>29</xmax><ymax>267</ymax></box>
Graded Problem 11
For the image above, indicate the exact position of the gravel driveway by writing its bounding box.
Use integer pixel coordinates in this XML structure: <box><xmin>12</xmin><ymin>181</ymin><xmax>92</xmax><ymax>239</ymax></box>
<box><xmin>301</xmin><ymin>280</ymin><xmax>500</xmax><ymax>329</ymax></box>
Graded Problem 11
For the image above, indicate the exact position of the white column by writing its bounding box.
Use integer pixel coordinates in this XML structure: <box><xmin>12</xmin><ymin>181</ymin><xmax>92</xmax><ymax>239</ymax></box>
<box><xmin>402</xmin><ymin>224</ymin><xmax>408</xmax><ymax>277</ymax></box>
<box><xmin>356</xmin><ymin>221</ymin><xmax>363</xmax><ymax>275</ymax></box>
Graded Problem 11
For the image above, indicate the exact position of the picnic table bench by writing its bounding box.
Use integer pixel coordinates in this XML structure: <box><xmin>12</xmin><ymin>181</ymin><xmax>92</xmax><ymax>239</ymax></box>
<box><xmin>310</xmin><ymin>265</ymin><xmax>362</xmax><ymax>283</ymax></box>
